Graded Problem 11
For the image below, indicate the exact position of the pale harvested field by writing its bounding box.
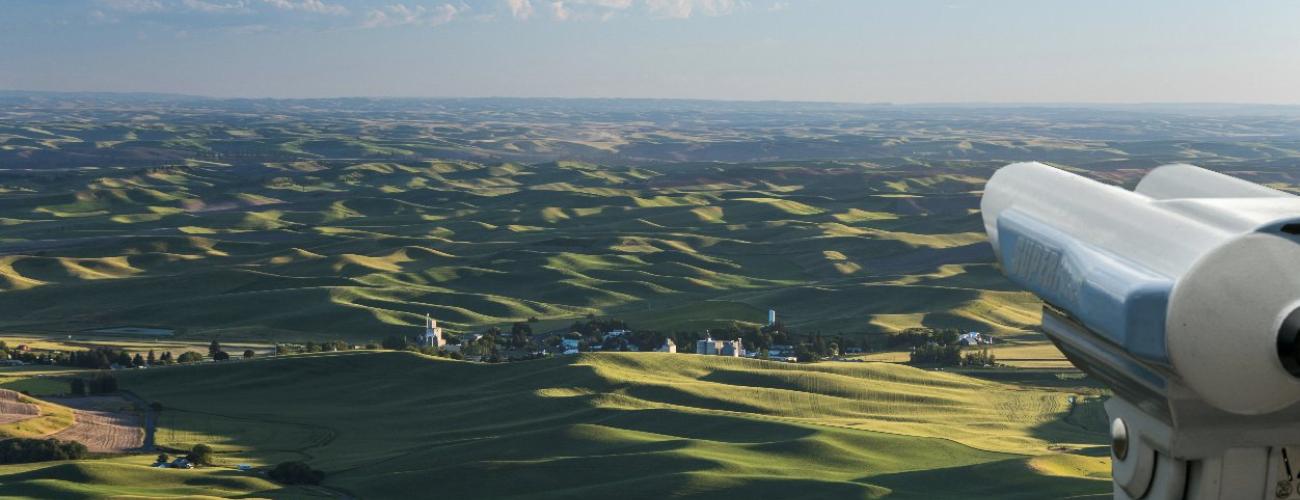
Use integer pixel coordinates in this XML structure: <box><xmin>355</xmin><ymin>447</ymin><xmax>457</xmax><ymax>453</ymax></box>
<box><xmin>856</xmin><ymin>342</ymin><xmax>1073</xmax><ymax>369</ymax></box>
<box><xmin>0</xmin><ymin>389</ymin><xmax>38</xmax><ymax>425</ymax></box>
<box><xmin>51</xmin><ymin>409</ymin><xmax>143</xmax><ymax>452</ymax></box>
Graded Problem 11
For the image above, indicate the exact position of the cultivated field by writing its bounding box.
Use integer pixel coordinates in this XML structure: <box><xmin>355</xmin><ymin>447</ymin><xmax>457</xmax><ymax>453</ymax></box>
<box><xmin>4</xmin><ymin>99</ymin><xmax>1300</xmax><ymax>346</ymax></box>
<box><xmin>102</xmin><ymin>351</ymin><xmax>1111</xmax><ymax>499</ymax></box>
<box><xmin>3</xmin><ymin>98</ymin><xmax>1300</xmax><ymax>498</ymax></box>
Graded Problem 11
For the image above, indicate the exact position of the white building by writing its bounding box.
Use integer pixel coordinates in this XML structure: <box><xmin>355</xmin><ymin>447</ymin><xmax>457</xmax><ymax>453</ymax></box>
<box><xmin>768</xmin><ymin>309</ymin><xmax>776</xmax><ymax>326</ymax></box>
<box><xmin>657</xmin><ymin>339</ymin><xmax>677</xmax><ymax>353</ymax></box>
<box><xmin>696</xmin><ymin>336</ymin><xmax>743</xmax><ymax>357</ymax></box>
<box><xmin>958</xmin><ymin>332</ymin><xmax>987</xmax><ymax>346</ymax></box>
<box><xmin>422</xmin><ymin>314</ymin><xmax>446</xmax><ymax>348</ymax></box>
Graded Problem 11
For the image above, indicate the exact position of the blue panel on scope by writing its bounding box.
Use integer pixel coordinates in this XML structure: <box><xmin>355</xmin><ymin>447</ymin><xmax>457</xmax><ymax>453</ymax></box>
<box><xmin>996</xmin><ymin>209</ymin><xmax>1172</xmax><ymax>365</ymax></box>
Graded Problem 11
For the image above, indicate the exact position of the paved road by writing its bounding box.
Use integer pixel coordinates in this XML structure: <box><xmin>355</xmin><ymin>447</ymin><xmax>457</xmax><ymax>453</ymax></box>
<box><xmin>119</xmin><ymin>390</ymin><xmax>156</xmax><ymax>451</ymax></box>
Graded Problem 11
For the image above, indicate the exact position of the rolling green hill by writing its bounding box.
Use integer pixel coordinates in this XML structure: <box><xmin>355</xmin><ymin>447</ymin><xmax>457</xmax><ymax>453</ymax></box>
<box><xmin>0</xmin><ymin>459</ymin><xmax>298</xmax><ymax>499</ymax></box>
<box><xmin>0</xmin><ymin>159</ymin><xmax>1040</xmax><ymax>342</ymax></box>
<box><xmin>79</xmin><ymin>351</ymin><xmax>1111</xmax><ymax>499</ymax></box>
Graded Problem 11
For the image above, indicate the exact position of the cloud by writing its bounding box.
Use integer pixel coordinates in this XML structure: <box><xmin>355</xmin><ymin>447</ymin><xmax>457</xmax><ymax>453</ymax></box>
<box><xmin>181</xmin><ymin>0</ymin><xmax>251</xmax><ymax>13</ymax></box>
<box><xmin>507</xmin><ymin>0</ymin><xmax>534</xmax><ymax>19</ymax></box>
<box><xmin>261</xmin><ymin>0</ymin><xmax>348</xmax><ymax>15</ymax></box>
<box><xmin>362</xmin><ymin>3</ymin><xmax>466</xmax><ymax>28</ymax></box>
<box><xmin>645</xmin><ymin>0</ymin><xmax>742</xmax><ymax>18</ymax></box>
<box><xmin>543</xmin><ymin>0</ymin><xmax>634</xmax><ymax>21</ymax></box>
<box><xmin>549</xmin><ymin>1</ymin><xmax>569</xmax><ymax>20</ymax></box>
<box><xmin>95</xmin><ymin>0</ymin><xmax>166</xmax><ymax>12</ymax></box>
<box><xmin>522</xmin><ymin>0</ymin><xmax>736</xmax><ymax>22</ymax></box>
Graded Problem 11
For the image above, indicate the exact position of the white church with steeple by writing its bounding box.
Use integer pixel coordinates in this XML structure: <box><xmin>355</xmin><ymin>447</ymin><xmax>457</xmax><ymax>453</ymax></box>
<box><xmin>422</xmin><ymin>314</ymin><xmax>445</xmax><ymax>348</ymax></box>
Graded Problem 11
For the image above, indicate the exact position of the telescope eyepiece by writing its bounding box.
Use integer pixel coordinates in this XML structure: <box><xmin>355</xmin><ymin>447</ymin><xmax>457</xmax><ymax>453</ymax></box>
<box><xmin>1277</xmin><ymin>307</ymin><xmax>1300</xmax><ymax>378</ymax></box>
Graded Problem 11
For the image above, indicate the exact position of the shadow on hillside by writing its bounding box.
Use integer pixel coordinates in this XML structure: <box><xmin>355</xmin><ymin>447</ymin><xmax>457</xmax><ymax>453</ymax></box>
<box><xmin>860</xmin><ymin>458</ymin><xmax>1110</xmax><ymax>500</ymax></box>
<box><xmin>589</xmin><ymin>408</ymin><xmax>820</xmax><ymax>444</ymax></box>
<box><xmin>1027</xmin><ymin>394</ymin><xmax>1109</xmax><ymax>447</ymax></box>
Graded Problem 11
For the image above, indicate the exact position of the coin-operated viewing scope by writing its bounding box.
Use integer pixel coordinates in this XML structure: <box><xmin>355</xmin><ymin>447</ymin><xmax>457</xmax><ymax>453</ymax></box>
<box><xmin>984</xmin><ymin>162</ymin><xmax>1300</xmax><ymax>499</ymax></box>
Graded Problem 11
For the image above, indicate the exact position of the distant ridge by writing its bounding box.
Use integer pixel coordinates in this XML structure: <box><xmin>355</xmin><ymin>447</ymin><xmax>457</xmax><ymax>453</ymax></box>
<box><xmin>6</xmin><ymin>89</ymin><xmax>1300</xmax><ymax>115</ymax></box>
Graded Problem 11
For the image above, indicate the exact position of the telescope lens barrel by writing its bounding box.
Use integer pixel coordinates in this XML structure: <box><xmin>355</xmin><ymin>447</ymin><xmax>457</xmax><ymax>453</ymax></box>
<box><xmin>1277</xmin><ymin>307</ymin><xmax>1300</xmax><ymax>378</ymax></box>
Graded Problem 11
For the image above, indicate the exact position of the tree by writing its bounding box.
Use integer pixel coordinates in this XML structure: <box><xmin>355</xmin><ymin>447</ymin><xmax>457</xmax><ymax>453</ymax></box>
<box><xmin>186</xmin><ymin>444</ymin><xmax>214</xmax><ymax>466</ymax></box>
<box><xmin>268</xmin><ymin>460</ymin><xmax>325</xmax><ymax>485</ymax></box>
<box><xmin>177</xmin><ymin>351</ymin><xmax>204</xmax><ymax>364</ymax></box>
<box><xmin>115</xmin><ymin>352</ymin><xmax>132</xmax><ymax>367</ymax></box>
<box><xmin>146</xmin><ymin>350</ymin><xmax>156</xmax><ymax>366</ymax></box>
<box><xmin>160</xmin><ymin>351</ymin><xmax>173</xmax><ymax>364</ymax></box>
<box><xmin>208</xmin><ymin>339</ymin><xmax>222</xmax><ymax>357</ymax></box>
<box><xmin>155</xmin><ymin>453</ymin><xmax>170</xmax><ymax>465</ymax></box>
<box><xmin>794</xmin><ymin>344</ymin><xmax>814</xmax><ymax>363</ymax></box>
<box><xmin>243</xmin><ymin>349</ymin><xmax>255</xmax><ymax>359</ymax></box>
<box><xmin>0</xmin><ymin>438</ymin><xmax>88</xmax><ymax>464</ymax></box>
<box><xmin>69</xmin><ymin>378</ymin><xmax>86</xmax><ymax>396</ymax></box>
<box><xmin>213</xmin><ymin>351</ymin><xmax>230</xmax><ymax>361</ymax></box>
<box><xmin>381</xmin><ymin>335</ymin><xmax>409</xmax><ymax>350</ymax></box>
<box><xmin>505</xmin><ymin>324</ymin><xmax>527</xmax><ymax>349</ymax></box>
<box><xmin>89</xmin><ymin>373</ymin><xmax>117</xmax><ymax>394</ymax></box>
<box><xmin>132</xmin><ymin>353</ymin><xmax>144</xmax><ymax>367</ymax></box>
<box><xmin>812</xmin><ymin>333</ymin><xmax>828</xmax><ymax>357</ymax></box>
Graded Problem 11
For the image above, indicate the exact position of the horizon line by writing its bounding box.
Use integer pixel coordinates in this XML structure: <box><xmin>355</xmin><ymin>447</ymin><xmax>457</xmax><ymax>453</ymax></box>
<box><xmin>5</xmin><ymin>89</ymin><xmax>1300</xmax><ymax>108</ymax></box>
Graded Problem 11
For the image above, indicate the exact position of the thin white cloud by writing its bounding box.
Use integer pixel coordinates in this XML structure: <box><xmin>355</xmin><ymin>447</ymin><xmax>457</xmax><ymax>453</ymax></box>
<box><xmin>526</xmin><ymin>0</ymin><xmax>735</xmax><ymax>22</ymax></box>
<box><xmin>363</xmin><ymin>3</ymin><xmax>466</xmax><ymax>28</ymax></box>
<box><xmin>582</xmin><ymin>0</ymin><xmax>633</xmax><ymax>8</ymax></box>
<box><xmin>645</xmin><ymin>0</ymin><xmax>743</xmax><ymax>19</ymax></box>
<box><xmin>182</xmin><ymin>0</ymin><xmax>250</xmax><ymax>13</ymax></box>
<box><xmin>549</xmin><ymin>1</ymin><xmax>569</xmax><ymax>20</ymax></box>
<box><xmin>544</xmin><ymin>0</ymin><xmax>635</xmax><ymax>21</ymax></box>
<box><xmin>261</xmin><ymin>0</ymin><xmax>348</xmax><ymax>16</ymax></box>
<box><xmin>507</xmin><ymin>0</ymin><xmax>534</xmax><ymax>20</ymax></box>
<box><xmin>95</xmin><ymin>0</ymin><xmax>166</xmax><ymax>12</ymax></box>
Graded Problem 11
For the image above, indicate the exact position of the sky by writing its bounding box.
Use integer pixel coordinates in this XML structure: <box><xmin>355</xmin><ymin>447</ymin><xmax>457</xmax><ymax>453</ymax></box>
<box><xmin>2</xmin><ymin>0</ymin><xmax>1300</xmax><ymax>103</ymax></box>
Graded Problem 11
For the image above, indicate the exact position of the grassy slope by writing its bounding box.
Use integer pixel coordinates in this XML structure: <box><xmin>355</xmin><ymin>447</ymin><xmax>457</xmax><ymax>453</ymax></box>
<box><xmin>0</xmin><ymin>161</ymin><xmax>1038</xmax><ymax>342</ymax></box>
<box><xmin>99</xmin><ymin>351</ymin><xmax>1110</xmax><ymax>499</ymax></box>
<box><xmin>0</xmin><ymin>456</ymin><xmax>314</xmax><ymax>499</ymax></box>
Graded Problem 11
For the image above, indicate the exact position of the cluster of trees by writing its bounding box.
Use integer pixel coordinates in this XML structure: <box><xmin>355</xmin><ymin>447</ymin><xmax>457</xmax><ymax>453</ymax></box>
<box><xmin>187</xmin><ymin>444</ymin><xmax>214</xmax><ymax>465</ymax></box>
<box><xmin>5</xmin><ymin>340</ymin><xmax>243</xmax><ymax>370</ymax></box>
<box><xmin>909</xmin><ymin>343</ymin><xmax>963</xmax><ymax>365</ymax></box>
<box><xmin>888</xmin><ymin>328</ymin><xmax>962</xmax><ymax>349</ymax></box>
<box><xmin>0</xmin><ymin>438</ymin><xmax>88</xmax><ymax>464</ymax></box>
<box><xmin>274</xmin><ymin>340</ymin><xmax>350</xmax><ymax>355</ymax></box>
<box><xmin>0</xmin><ymin>345</ymin><xmax>137</xmax><ymax>369</ymax></box>
<box><xmin>900</xmin><ymin>328</ymin><xmax>998</xmax><ymax>368</ymax></box>
<box><xmin>2</xmin><ymin>343</ymin><xmax>215</xmax><ymax>369</ymax></box>
<box><xmin>155</xmin><ymin>444</ymin><xmax>216</xmax><ymax>467</ymax></box>
<box><xmin>69</xmin><ymin>373</ymin><xmax>118</xmax><ymax>396</ymax></box>
<box><xmin>207</xmin><ymin>340</ymin><xmax>251</xmax><ymax>360</ymax></box>
<box><xmin>268</xmin><ymin>460</ymin><xmax>325</xmax><ymax>485</ymax></box>
<box><xmin>963</xmin><ymin>348</ymin><xmax>997</xmax><ymax>367</ymax></box>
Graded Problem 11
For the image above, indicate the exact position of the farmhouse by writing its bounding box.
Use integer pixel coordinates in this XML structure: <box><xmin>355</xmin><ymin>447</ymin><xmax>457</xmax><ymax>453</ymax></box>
<box><xmin>657</xmin><ymin>339</ymin><xmax>676</xmax><ymax>353</ymax></box>
<box><xmin>958</xmin><ymin>332</ymin><xmax>990</xmax><ymax>346</ymax></box>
